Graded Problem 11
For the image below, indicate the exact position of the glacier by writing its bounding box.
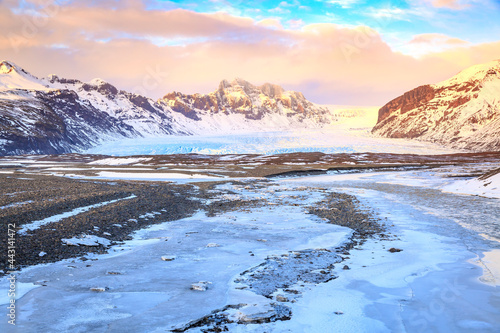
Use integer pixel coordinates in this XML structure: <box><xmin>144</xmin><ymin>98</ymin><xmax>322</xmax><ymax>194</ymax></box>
<box><xmin>84</xmin><ymin>128</ymin><xmax>460</xmax><ymax>156</ymax></box>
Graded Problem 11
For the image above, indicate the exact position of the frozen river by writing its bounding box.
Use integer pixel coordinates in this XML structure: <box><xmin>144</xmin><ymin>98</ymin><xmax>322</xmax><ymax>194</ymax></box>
<box><xmin>279</xmin><ymin>169</ymin><xmax>500</xmax><ymax>332</ymax></box>
<box><xmin>1</xmin><ymin>166</ymin><xmax>499</xmax><ymax>332</ymax></box>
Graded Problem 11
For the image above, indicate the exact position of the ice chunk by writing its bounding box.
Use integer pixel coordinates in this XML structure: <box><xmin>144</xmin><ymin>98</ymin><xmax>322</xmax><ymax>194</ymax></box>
<box><xmin>190</xmin><ymin>281</ymin><xmax>212</xmax><ymax>291</ymax></box>
<box><xmin>62</xmin><ymin>235</ymin><xmax>111</xmax><ymax>247</ymax></box>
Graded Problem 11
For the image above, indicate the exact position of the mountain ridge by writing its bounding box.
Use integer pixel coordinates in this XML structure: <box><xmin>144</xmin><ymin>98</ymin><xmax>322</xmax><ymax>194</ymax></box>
<box><xmin>372</xmin><ymin>59</ymin><xmax>500</xmax><ymax>151</ymax></box>
<box><xmin>160</xmin><ymin>77</ymin><xmax>330</xmax><ymax>122</ymax></box>
<box><xmin>0</xmin><ymin>61</ymin><xmax>335</xmax><ymax>155</ymax></box>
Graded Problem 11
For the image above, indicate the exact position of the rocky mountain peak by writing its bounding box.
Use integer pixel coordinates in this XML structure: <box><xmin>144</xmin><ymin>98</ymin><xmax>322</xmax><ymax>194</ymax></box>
<box><xmin>230</xmin><ymin>77</ymin><xmax>250</xmax><ymax>86</ymax></box>
<box><xmin>47</xmin><ymin>74</ymin><xmax>59</xmax><ymax>82</ymax></box>
<box><xmin>216</xmin><ymin>78</ymin><xmax>257</xmax><ymax>96</ymax></box>
<box><xmin>259</xmin><ymin>82</ymin><xmax>285</xmax><ymax>98</ymax></box>
<box><xmin>81</xmin><ymin>78</ymin><xmax>119</xmax><ymax>97</ymax></box>
<box><xmin>218</xmin><ymin>79</ymin><xmax>231</xmax><ymax>91</ymax></box>
<box><xmin>0</xmin><ymin>60</ymin><xmax>35</xmax><ymax>78</ymax></box>
<box><xmin>159</xmin><ymin>78</ymin><xmax>329</xmax><ymax>123</ymax></box>
<box><xmin>217</xmin><ymin>78</ymin><xmax>292</xmax><ymax>99</ymax></box>
<box><xmin>436</xmin><ymin>59</ymin><xmax>500</xmax><ymax>89</ymax></box>
<box><xmin>46</xmin><ymin>74</ymin><xmax>82</xmax><ymax>85</ymax></box>
<box><xmin>89</xmin><ymin>78</ymin><xmax>110</xmax><ymax>86</ymax></box>
<box><xmin>0</xmin><ymin>60</ymin><xmax>49</xmax><ymax>91</ymax></box>
<box><xmin>0</xmin><ymin>60</ymin><xmax>16</xmax><ymax>74</ymax></box>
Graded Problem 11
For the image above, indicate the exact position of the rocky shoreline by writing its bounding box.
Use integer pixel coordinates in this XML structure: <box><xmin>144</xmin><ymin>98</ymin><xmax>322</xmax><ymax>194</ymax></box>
<box><xmin>0</xmin><ymin>174</ymin><xmax>205</xmax><ymax>273</ymax></box>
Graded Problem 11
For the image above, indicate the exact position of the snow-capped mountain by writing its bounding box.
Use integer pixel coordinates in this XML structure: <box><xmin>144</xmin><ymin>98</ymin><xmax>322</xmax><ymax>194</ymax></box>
<box><xmin>159</xmin><ymin>78</ymin><xmax>334</xmax><ymax>132</ymax></box>
<box><xmin>372</xmin><ymin>60</ymin><xmax>500</xmax><ymax>151</ymax></box>
<box><xmin>46</xmin><ymin>75</ymin><xmax>182</xmax><ymax>136</ymax></box>
<box><xmin>0</xmin><ymin>61</ymin><xmax>140</xmax><ymax>155</ymax></box>
<box><xmin>0</xmin><ymin>61</ymin><xmax>335</xmax><ymax>155</ymax></box>
<box><xmin>0</xmin><ymin>60</ymin><xmax>48</xmax><ymax>90</ymax></box>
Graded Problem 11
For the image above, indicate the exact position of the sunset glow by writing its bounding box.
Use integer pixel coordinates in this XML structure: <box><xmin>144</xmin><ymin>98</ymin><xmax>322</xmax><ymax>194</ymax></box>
<box><xmin>1</xmin><ymin>0</ymin><xmax>499</xmax><ymax>104</ymax></box>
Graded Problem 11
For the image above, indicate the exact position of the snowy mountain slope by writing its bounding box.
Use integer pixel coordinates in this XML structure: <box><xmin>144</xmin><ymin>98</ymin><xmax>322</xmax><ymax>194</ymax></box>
<box><xmin>0</xmin><ymin>61</ymin><xmax>188</xmax><ymax>155</ymax></box>
<box><xmin>0</xmin><ymin>61</ymin><xmax>49</xmax><ymax>91</ymax></box>
<box><xmin>0</xmin><ymin>88</ymin><xmax>139</xmax><ymax>155</ymax></box>
<box><xmin>372</xmin><ymin>60</ymin><xmax>500</xmax><ymax>151</ymax></box>
<box><xmin>0</xmin><ymin>61</ymin><xmax>145</xmax><ymax>155</ymax></box>
<box><xmin>45</xmin><ymin>75</ymin><xmax>182</xmax><ymax>136</ymax></box>
<box><xmin>159</xmin><ymin>78</ymin><xmax>336</xmax><ymax>134</ymax></box>
<box><xmin>0</xmin><ymin>61</ymin><xmax>341</xmax><ymax>155</ymax></box>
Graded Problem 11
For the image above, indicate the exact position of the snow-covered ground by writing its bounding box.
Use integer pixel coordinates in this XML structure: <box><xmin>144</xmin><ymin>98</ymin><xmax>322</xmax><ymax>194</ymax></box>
<box><xmin>19</xmin><ymin>195</ymin><xmax>137</xmax><ymax>235</ymax></box>
<box><xmin>442</xmin><ymin>172</ymin><xmax>500</xmax><ymax>199</ymax></box>
<box><xmin>56</xmin><ymin>171</ymin><xmax>227</xmax><ymax>183</ymax></box>
<box><xmin>1</xmin><ymin>164</ymin><xmax>499</xmax><ymax>332</ymax></box>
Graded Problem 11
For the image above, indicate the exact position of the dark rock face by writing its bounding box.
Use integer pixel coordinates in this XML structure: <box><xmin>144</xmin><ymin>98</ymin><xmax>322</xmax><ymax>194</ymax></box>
<box><xmin>0</xmin><ymin>89</ymin><xmax>138</xmax><ymax>155</ymax></box>
<box><xmin>82</xmin><ymin>82</ymin><xmax>119</xmax><ymax>98</ymax></box>
<box><xmin>162</xmin><ymin>92</ymin><xmax>203</xmax><ymax>121</ymax></box>
<box><xmin>47</xmin><ymin>75</ymin><xmax>82</xmax><ymax>85</ymax></box>
<box><xmin>375</xmin><ymin>85</ymin><xmax>435</xmax><ymax>126</ymax></box>
<box><xmin>125</xmin><ymin>93</ymin><xmax>167</xmax><ymax>119</ymax></box>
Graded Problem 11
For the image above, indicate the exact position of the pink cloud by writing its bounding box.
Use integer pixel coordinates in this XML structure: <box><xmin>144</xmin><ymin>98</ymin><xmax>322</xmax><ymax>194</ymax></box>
<box><xmin>409</xmin><ymin>33</ymin><xmax>468</xmax><ymax>45</ymax></box>
<box><xmin>431</xmin><ymin>0</ymin><xmax>467</xmax><ymax>9</ymax></box>
<box><xmin>0</xmin><ymin>4</ymin><xmax>499</xmax><ymax>105</ymax></box>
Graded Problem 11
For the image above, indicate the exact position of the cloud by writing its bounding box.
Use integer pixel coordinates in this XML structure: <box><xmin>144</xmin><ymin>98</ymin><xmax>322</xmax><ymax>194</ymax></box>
<box><xmin>409</xmin><ymin>33</ymin><xmax>469</xmax><ymax>45</ymax></box>
<box><xmin>363</xmin><ymin>7</ymin><xmax>412</xmax><ymax>21</ymax></box>
<box><xmin>420</xmin><ymin>40</ymin><xmax>500</xmax><ymax>69</ymax></box>
<box><xmin>327</xmin><ymin>0</ymin><xmax>360</xmax><ymax>9</ymax></box>
<box><xmin>256</xmin><ymin>18</ymin><xmax>283</xmax><ymax>30</ymax></box>
<box><xmin>287</xmin><ymin>19</ymin><xmax>305</xmax><ymax>29</ymax></box>
<box><xmin>401</xmin><ymin>33</ymin><xmax>470</xmax><ymax>57</ymax></box>
<box><xmin>0</xmin><ymin>3</ymin><xmax>499</xmax><ymax>106</ymax></box>
<box><xmin>416</xmin><ymin>0</ymin><xmax>490</xmax><ymax>10</ymax></box>
<box><xmin>431</xmin><ymin>0</ymin><xmax>468</xmax><ymax>9</ymax></box>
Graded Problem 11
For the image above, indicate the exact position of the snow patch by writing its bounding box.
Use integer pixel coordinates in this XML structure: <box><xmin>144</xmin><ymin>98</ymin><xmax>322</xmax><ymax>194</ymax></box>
<box><xmin>442</xmin><ymin>172</ymin><xmax>500</xmax><ymax>199</ymax></box>
<box><xmin>19</xmin><ymin>195</ymin><xmax>137</xmax><ymax>234</ymax></box>
<box><xmin>88</xmin><ymin>157</ymin><xmax>152</xmax><ymax>166</ymax></box>
<box><xmin>62</xmin><ymin>235</ymin><xmax>112</xmax><ymax>247</ymax></box>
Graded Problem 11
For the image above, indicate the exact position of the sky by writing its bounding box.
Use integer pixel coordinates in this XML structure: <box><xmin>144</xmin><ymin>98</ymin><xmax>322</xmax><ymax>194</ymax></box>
<box><xmin>0</xmin><ymin>0</ymin><xmax>499</xmax><ymax>105</ymax></box>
